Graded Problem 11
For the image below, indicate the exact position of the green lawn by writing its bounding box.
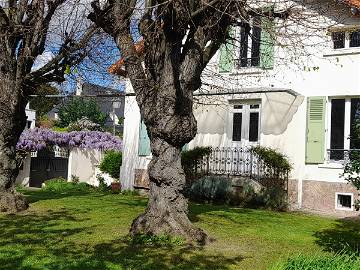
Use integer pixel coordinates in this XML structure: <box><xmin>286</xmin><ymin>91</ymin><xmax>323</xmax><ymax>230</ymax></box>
<box><xmin>0</xmin><ymin>189</ymin><xmax>359</xmax><ymax>270</ymax></box>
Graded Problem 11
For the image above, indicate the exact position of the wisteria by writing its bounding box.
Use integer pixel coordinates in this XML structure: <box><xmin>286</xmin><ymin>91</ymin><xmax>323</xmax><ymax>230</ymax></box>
<box><xmin>17</xmin><ymin>128</ymin><xmax>122</xmax><ymax>152</ymax></box>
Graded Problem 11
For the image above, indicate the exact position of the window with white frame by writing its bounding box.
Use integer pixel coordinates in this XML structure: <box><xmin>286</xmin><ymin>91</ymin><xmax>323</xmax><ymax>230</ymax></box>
<box><xmin>237</xmin><ymin>17</ymin><xmax>262</xmax><ymax>68</ymax></box>
<box><xmin>335</xmin><ymin>193</ymin><xmax>353</xmax><ymax>211</ymax></box>
<box><xmin>328</xmin><ymin>98</ymin><xmax>360</xmax><ymax>161</ymax></box>
<box><xmin>331</xmin><ymin>29</ymin><xmax>360</xmax><ymax>49</ymax></box>
<box><xmin>232</xmin><ymin>103</ymin><xmax>261</xmax><ymax>143</ymax></box>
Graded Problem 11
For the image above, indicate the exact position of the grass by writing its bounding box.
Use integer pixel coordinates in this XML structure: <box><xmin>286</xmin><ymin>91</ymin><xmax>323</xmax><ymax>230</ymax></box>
<box><xmin>0</xmin><ymin>188</ymin><xmax>359</xmax><ymax>270</ymax></box>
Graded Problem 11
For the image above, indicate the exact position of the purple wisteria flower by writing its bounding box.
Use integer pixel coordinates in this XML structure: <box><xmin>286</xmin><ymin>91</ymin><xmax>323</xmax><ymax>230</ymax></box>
<box><xmin>17</xmin><ymin>128</ymin><xmax>122</xmax><ymax>152</ymax></box>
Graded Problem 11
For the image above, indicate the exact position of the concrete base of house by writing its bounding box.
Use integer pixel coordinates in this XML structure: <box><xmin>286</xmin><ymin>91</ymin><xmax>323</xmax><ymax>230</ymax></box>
<box><xmin>288</xmin><ymin>179</ymin><xmax>359</xmax><ymax>217</ymax></box>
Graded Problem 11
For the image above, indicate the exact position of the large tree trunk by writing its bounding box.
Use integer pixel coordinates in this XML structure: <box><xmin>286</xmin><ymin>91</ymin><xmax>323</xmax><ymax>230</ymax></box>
<box><xmin>0</xmin><ymin>76</ymin><xmax>29</xmax><ymax>212</ymax></box>
<box><xmin>130</xmin><ymin>80</ymin><xmax>208</xmax><ymax>243</ymax></box>
<box><xmin>130</xmin><ymin>138</ymin><xmax>208</xmax><ymax>244</ymax></box>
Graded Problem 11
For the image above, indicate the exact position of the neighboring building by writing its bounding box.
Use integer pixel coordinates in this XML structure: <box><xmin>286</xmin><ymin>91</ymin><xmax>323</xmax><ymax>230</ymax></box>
<box><xmin>116</xmin><ymin>0</ymin><xmax>360</xmax><ymax>216</ymax></box>
<box><xmin>16</xmin><ymin>104</ymin><xmax>36</xmax><ymax>186</ymax></box>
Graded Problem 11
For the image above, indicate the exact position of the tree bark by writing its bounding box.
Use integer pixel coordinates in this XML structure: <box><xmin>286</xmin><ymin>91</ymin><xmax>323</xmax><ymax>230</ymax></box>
<box><xmin>0</xmin><ymin>76</ymin><xmax>28</xmax><ymax>213</ymax></box>
<box><xmin>130</xmin><ymin>137</ymin><xmax>208</xmax><ymax>244</ymax></box>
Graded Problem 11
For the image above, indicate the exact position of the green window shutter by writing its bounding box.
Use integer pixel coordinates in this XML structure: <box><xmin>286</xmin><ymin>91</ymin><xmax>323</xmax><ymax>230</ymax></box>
<box><xmin>182</xmin><ymin>144</ymin><xmax>189</xmax><ymax>151</ymax></box>
<box><xmin>260</xmin><ymin>17</ymin><xmax>275</xmax><ymax>69</ymax></box>
<box><xmin>138</xmin><ymin>120</ymin><xmax>151</xmax><ymax>156</ymax></box>
<box><xmin>219</xmin><ymin>28</ymin><xmax>234</xmax><ymax>73</ymax></box>
<box><xmin>305</xmin><ymin>97</ymin><xmax>326</xmax><ymax>164</ymax></box>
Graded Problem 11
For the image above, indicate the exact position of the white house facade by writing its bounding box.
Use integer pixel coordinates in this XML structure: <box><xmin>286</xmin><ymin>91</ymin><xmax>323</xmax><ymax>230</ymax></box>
<box><xmin>119</xmin><ymin>0</ymin><xmax>360</xmax><ymax>216</ymax></box>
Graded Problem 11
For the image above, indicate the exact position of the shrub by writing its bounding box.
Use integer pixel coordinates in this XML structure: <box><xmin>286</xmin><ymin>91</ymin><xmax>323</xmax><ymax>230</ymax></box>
<box><xmin>99</xmin><ymin>150</ymin><xmax>122</xmax><ymax>179</ymax></box>
<box><xmin>341</xmin><ymin>119</ymin><xmax>360</xmax><ymax>210</ymax></box>
<box><xmin>187</xmin><ymin>176</ymin><xmax>232</xmax><ymax>204</ymax></box>
<box><xmin>270</xmin><ymin>252</ymin><xmax>360</xmax><ymax>270</ymax></box>
<box><xmin>57</xmin><ymin>98</ymin><xmax>107</xmax><ymax>128</ymax></box>
<box><xmin>251</xmin><ymin>146</ymin><xmax>292</xmax><ymax>174</ymax></box>
<box><xmin>181</xmin><ymin>146</ymin><xmax>212</xmax><ymax>181</ymax></box>
<box><xmin>67</xmin><ymin>117</ymin><xmax>102</xmax><ymax>131</ymax></box>
<box><xmin>97</xmin><ymin>175</ymin><xmax>111</xmax><ymax>192</ymax></box>
<box><xmin>42</xmin><ymin>178</ymin><xmax>94</xmax><ymax>192</ymax></box>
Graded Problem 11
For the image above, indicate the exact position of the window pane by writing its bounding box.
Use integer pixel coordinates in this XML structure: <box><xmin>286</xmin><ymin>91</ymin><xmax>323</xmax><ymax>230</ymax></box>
<box><xmin>330</xmin><ymin>99</ymin><xmax>345</xmax><ymax>160</ymax></box>
<box><xmin>234</xmin><ymin>105</ymin><xmax>243</xmax><ymax>109</ymax></box>
<box><xmin>332</xmin><ymin>32</ymin><xmax>345</xmax><ymax>49</ymax></box>
<box><xmin>350</xmin><ymin>98</ymin><xmax>360</xmax><ymax>149</ymax></box>
<box><xmin>337</xmin><ymin>194</ymin><xmax>352</xmax><ymax>209</ymax></box>
<box><xmin>250</xmin><ymin>104</ymin><xmax>260</xmax><ymax>109</ymax></box>
<box><xmin>350</xmin><ymin>30</ymin><xmax>360</xmax><ymax>47</ymax></box>
<box><xmin>239</xmin><ymin>25</ymin><xmax>249</xmax><ymax>67</ymax></box>
<box><xmin>249</xmin><ymin>112</ymin><xmax>259</xmax><ymax>142</ymax></box>
<box><xmin>232</xmin><ymin>113</ymin><xmax>242</xmax><ymax>141</ymax></box>
<box><xmin>251</xmin><ymin>25</ymin><xmax>261</xmax><ymax>67</ymax></box>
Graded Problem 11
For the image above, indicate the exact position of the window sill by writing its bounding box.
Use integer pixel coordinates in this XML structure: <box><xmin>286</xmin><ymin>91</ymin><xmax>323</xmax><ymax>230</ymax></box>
<box><xmin>318</xmin><ymin>163</ymin><xmax>344</xmax><ymax>169</ymax></box>
<box><xmin>230</xmin><ymin>67</ymin><xmax>264</xmax><ymax>75</ymax></box>
<box><xmin>323</xmin><ymin>48</ymin><xmax>360</xmax><ymax>57</ymax></box>
<box><xmin>335</xmin><ymin>206</ymin><xmax>354</xmax><ymax>211</ymax></box>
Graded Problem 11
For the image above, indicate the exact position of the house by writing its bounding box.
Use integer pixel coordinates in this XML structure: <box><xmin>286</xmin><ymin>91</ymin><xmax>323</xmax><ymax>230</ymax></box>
<box><xmin>115</xmin><ymin>0</ymin><xmax>360</xmax><ymax>216</ymax></box>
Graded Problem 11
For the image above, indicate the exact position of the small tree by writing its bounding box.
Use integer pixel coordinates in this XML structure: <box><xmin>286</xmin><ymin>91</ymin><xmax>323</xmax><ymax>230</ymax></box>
<box><xmin>58</xmin><ymin>98</ymin><xmax>107</xmax><ymax>128</ymax></box>
<box><xmin>30</xmin><ymin>84</ymin><xmax>60</xmax><ymax>118</ymax></box>
<box><xmin>342</xmin><ymin>119</ymin><xmax>360</xmax><ymax>210</ymax></box>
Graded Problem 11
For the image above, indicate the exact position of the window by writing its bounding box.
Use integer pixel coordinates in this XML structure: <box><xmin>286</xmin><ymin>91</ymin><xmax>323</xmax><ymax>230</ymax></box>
<box><xmin>329</xmin><ymin>98</ymin><xmax>360</xmax><ymax>161</ymax></box>
<box><xmin>335</xmin><ymin>193</ymin><xmax>353</xmax><ymax>211</ymax></box>
<box><xmin>332</xmin><ymin>29</ymin><xmax>360</xmax><ymax>49</ymax></box>
<box><xmin>232</xmin><ymin>103</ymin><xmax>261</xmax><ymax>143</ymax></box>
<box><xmin>332</xmin><ymin>32</ymin><xmax>345</xmax><ymax>49</ymax></box>
<box><xmin>238</xmin><ymin>18</ymin><xmax>262</xmax><ymax>68</ymax></box>
<box><xmin>27</xmin><ymin>121</ymin><xmax>32</xmax><ymax>129</ymax></box>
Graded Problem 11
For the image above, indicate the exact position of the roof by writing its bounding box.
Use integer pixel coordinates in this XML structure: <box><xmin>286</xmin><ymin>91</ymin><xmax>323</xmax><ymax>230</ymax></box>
<box><xmin>344</xmin><ymin>0</ymin><xmax>360</xmax><ymax>9</ymax></box>
<box><xmin>108</xmin><ymin>40</ymin><xmax>145</xmax><ymax>76</ymax></box>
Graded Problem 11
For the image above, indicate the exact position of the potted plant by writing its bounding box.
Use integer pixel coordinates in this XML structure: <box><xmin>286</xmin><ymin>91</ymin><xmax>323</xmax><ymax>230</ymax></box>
<box><xmin>111</xmin><ymin>179</ymin><xmax>121</xmax><ymax>193</ymax></box>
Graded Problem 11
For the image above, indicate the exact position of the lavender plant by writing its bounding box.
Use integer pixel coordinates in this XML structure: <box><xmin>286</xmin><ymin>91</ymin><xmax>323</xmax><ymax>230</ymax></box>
<box><xmin>17</xmin><ymin>128</ymin><xmax>122</xmax><ymax>152</ymax></box>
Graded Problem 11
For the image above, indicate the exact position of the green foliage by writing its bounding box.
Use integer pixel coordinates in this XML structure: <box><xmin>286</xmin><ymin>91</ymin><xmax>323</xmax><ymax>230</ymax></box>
<box><xmin>97</xmin><ymin>175</ymin><xmax>111</xmax><ymax>192</ymax></box>
<box><xmin>42</xmin><ymin>178</ymin><xmax>94</xmax><ymax>192</ymax></box>
<box><xmin>342</xmin><ymin>119</ymin><xmax>360</xmax><ymax>209</ymax></box>
<box><xmin>30</xmin><ymin>84</ymin><xmax>60</xmax><ymax>118</ymax></box>
<box><xmin>128</xmin><ymin>234</ymin><xmax>185</xmax><ymax>247</ymax></box>
<box><xmin>257</xmin><ymin>187</ymin><xmax>288</xmax><ymax>211</ymax></box>
<box><xmin>99</xmin><ymin>150</ymin><xmax>122</xmax><ymax>179</ymax></box>
<box><xmin>71</xmin><ymin>175</ymin><xmax>80</xmax><ymax>184</ymax></box>
<box><xmin>57</xmin><ymin>98</ymin><xmax>107</xmax><ymax>128</ymax></box>
<box><xmin>187</xmin><ymin>176</ymin><xmax>233</xmax><ymax>204</ymax></box>
<box><xmin>251</xmin><ymin>146</ymin><xmax>292</xmax><ymax>174</ymax></box>
<box><xmin>51</xmin><ymin>126</ymin><xmax>69</xmax><ymax>132</ymax></box>
<box><xmin>181</xmin><ymin>146</ymin><xmax>212</xmax><ymax>179</ymax></box>
<box><xmin>271</xmin><ymin>252</ymin><xmax>360</xmax><ymax>270</ymax></box>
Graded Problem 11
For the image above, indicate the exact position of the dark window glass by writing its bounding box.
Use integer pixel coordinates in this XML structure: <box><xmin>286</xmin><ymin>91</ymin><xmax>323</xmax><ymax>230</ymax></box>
<box><xmin>249</xmin><ymin>112</ymin><xmax>259</xmax><ymax>142</ymax></box>
<box><xmin>239</xmin><ymin>24</ymin><xmax>249</xmax><ymax>67</ymax></box>
<box><xmin>250</xmin><ymin>104</ymin><xmax>260</xmax><ymax>109</ymax></box>
<box><xmin>330</xmin><ymin>99</ymin><xmax>345</xmax><ymax>160</ymax></box>
<box><xmin>27</xmin><ymin>121</ymin><xmax>32</xmax><ymax>129</ymax></box>
<box><xmin>232</xmin><ymin>113</ymin><xmax>242</xmax><ymax>141</ymax></box>
<box><xmin>332</xmin><ymin>32</ymin><xmax>345</xmax><ymax>49</ymax></box>
<box><xmin>234</xmin><ymin>105</ymin><xmax>243</xmax><ymax>109</ymax></box>
<box><xmin>251</xmin><ymin>25</ymin><xmax>261</xmax><ymax>67</ymax></box>
<box><xmin>337</xmin><ymin>194</ymin><xmax>352</xmax><ymax>208</ymax></box>
<box><xmin>350</xmin><ymin>30</ymin><xmax>360</xmax><ymax>47</ymax></box>
<box><xmin>350</xmin><ymin>98</ymin><xmax>360</xmax><ymax>150</ymax></box>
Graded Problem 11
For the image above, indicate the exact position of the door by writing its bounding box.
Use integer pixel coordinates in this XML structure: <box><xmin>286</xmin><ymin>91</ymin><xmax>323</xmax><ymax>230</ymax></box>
<box><xmin>29</xmin><ymin>149</ymin><xmax>68</xmax><ymax>187</ymax></box>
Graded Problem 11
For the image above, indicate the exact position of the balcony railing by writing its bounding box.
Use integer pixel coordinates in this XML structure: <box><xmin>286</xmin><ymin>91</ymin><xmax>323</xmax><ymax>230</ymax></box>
<box><xmin>326</xmin><ymin>149</ymin><xmax>360</xmax><ymax>164</ymax></box>
<box><xmin>195</xmin><ymin>147</ymin><xmax>289</xmax><ymax>189</ymax></box>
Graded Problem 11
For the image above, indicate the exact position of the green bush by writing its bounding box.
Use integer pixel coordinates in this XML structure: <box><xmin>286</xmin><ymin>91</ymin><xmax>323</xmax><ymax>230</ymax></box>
<box><xmin>99</xmin><ymin>150</ymin><xmax>122</xmax><ymax>179</ymax></box>
<box><xmin>251</xmin><ymin>146</ymin><xmax>292</xmax><ymax>174</ymax></box>
<box><xmin>42</xmin><ymin>178</ymin><xmax>94</xmax><ymax>192</ymax></box>
<box><xmin>181</xmin><ymin>146</ymin><xmax>212</xmax><ymax>180</ymax></box>
<box><xmin>187</xmin><ymin>176</ymin><xmax>233</xmax><ymax>204</ymax></box>
<box><xmin>270</xmin><ymin>252</ymin><xmax>360</xmax><ymax>270</ymax></box>
<box><xmin>57</xmin><ymin>98</ymin><xmax>107</xmax><ymax>128</ymax></box>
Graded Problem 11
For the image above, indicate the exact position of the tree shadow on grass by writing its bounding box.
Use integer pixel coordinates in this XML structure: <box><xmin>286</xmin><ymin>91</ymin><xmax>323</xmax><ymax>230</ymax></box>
<box><xmin>313</xmin><ymin>216</ymin><xmax>360</xmax><ymax>255</ymax></box>
<box><xmin>0</xmin><ymin>208</ymin><xmax>244</xmax><ymax>270</ymax></box>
